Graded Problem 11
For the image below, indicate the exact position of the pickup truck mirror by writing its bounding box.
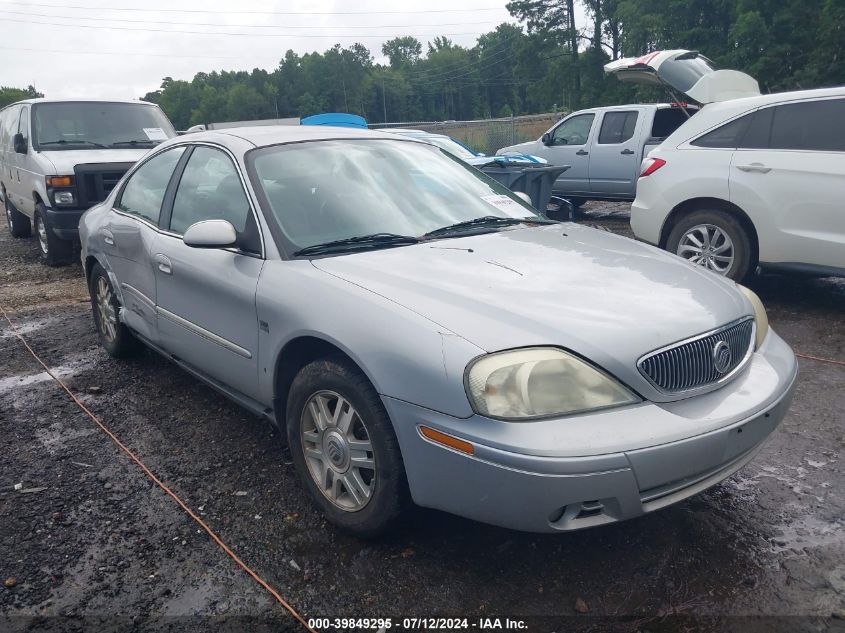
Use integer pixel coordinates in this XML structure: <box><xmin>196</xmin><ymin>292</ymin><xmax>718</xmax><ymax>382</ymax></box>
<box><xmin>541</xmin><ymin>132</ymin><xmax>551</xmax><ymax>146</ymax></box>
<box><xmin>13</xmin><ymin>133</ymin><xmax>27</xmax><ymax>154</ymax></box>
<box><xmin>183</xmin><ymin>219</ymin><xmax>237</xmax><ymax>249</ymax></box>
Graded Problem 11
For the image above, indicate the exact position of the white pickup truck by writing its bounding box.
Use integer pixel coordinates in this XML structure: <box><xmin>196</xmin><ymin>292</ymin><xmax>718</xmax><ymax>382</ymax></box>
<box><xmin>498</xmin><ymin>102</ymin><xmax>696</xmax><ymax>205</ymax></box>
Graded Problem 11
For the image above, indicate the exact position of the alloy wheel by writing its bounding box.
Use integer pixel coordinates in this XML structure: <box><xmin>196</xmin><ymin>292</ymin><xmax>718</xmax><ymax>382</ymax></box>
<box><xmin>676</xmin><ymin>223</ymin><xmax>734</xmax><ymax>275</ymax></box>
<box><xmin>95</xmin><ymin>276</ymin><xmax>117</xmax><ymax>342</ymax></box>
<box><xmin>300</xmin><ymin>390</ymin><xmax>376</xmax><ymax>512</ymax></box>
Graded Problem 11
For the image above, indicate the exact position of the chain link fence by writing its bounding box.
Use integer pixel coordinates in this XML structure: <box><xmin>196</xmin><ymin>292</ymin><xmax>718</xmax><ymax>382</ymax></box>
<box><xmin>370</xmin><ymin>113</ymin><xmax>564</xmax><ymax>155</ymax></box>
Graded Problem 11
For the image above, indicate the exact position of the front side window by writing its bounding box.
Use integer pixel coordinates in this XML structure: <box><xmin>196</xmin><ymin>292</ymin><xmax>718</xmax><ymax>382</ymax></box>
<box><xmin>551</xmin><ymin>114</ymin><xmax>595</xmax><ymax>146</ymax></box>
<box><xmin>170</xmin><ymin>146</ymin><xmax>251</xmax><ymax>235</ymax></box>
<box><xmin>768</xmin><ymin>99</ymin><xmax>845</xmax><ymax>152</ymax></box>
<box><xmin>17</xmin><ymin>107</ymin><xmax>29</xmax><ymax>143</ymax></box>
<box><xmin>33</xmin><ymin>102</ymin><xmax>176</xmax><ymax>151</ymax></box>
<box><xmin>597</xmin><ymin>111</ymin><xmax>638</xmax><ymax>144</ymax></box>
<box><xmin>117</xmin><ymin>147</ymin><xmax>185</xmax><ymax>225</ymax></box>
<box><xmin>248</xmin><ymin>139</ymin><xmax>541</xmax><ymax>253</ymax></box>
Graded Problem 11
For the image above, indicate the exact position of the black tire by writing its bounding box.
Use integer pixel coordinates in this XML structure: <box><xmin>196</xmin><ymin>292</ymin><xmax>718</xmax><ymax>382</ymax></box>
<box><xmin>666</xmin><ymin>209</ymin><xmax>754</xmax><ymax>281</ymax></box>
<box><xmin>568</xmin><ymin>197</ymin><xmax>586</xmax><ymax>209</ymax></box>
<box><xmin>286</xmin><ymin>356</ymin><xmax>410</xmax><ymax>538</ymax></box>
<box><xmin>89</xmin><ymin>262</ymin><xmax>142</xmax><ymax>358</ymax></box>
<box><xmin>5</xmin><ymin>195</ymin><xmax>31</xmax><ymax>238</ymax></box>
<box><xmin>34</xmin><ymin>203</ymin><xmax>74</xmax><ymax>266</ymax></box>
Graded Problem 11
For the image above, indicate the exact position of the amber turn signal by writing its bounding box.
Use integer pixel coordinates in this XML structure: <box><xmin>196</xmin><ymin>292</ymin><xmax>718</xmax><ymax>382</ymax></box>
<box><xmin>419</xmin><ymin>425</ymin><xmax>474</xmax><ymax>455</ymax></box>
<box><xmin>46</xmin><ymin>176</ymin><xmax>73</xmax><ymax>187</ymax></box>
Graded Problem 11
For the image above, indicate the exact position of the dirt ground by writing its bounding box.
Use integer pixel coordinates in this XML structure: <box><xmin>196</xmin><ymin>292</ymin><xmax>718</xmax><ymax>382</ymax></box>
<box><xmin>1</xmin><ymin>204</ymin><xmax>843</xmax><ymax>633</ymax></box>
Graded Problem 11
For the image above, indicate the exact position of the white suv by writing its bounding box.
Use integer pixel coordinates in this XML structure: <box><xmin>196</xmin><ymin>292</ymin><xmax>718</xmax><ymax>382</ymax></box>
<box><xmin>630</xmin><ymin>87</ymin><xmax>845</xmax><ymax>280</ymax></box>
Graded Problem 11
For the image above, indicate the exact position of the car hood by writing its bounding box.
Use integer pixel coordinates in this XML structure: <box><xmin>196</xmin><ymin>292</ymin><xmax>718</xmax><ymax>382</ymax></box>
<box><xmin>604</xmin><ymin>50</ymin><xmax>760</xmax><ymax>104</ymax></box>
<box><xmin>39</xmin><ymin>148</ymin><xmax>151</xmax><ymax>172</ymax></box>
<box><xmin>311</xmin><ymin>224</ymin><xmax>751</xmax><ymax>400</ymax></box>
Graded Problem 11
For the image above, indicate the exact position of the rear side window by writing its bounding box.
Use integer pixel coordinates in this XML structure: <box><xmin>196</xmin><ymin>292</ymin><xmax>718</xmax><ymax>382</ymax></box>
<box><xmin>768</xmin><ymin>99</ymin><xmax>845</xmax><ymax>151</ymax></box>
<box><xmin>598</xmin><ymin>111</ymin><xmax>638</xmax><ymax>144</ymax></box>
<box><xmin>117</xmin><ymin>147</ymin><xmax>185</xmax><ymax>225</ymax></box>
<box><xmin>691</xmin><ymin>114</ymin><xmax>753</xmax><ymax>148</ymax></box>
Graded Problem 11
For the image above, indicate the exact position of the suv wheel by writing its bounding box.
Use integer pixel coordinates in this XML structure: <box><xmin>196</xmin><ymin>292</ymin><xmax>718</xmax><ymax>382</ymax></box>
<box><xmin>286</xmin><ymin>356</ymin><xmax>410</xmax><ymax>538</ymax></box>
<box><xmin>34</xmin><ymin>203</ymin><xmax>73</xmax><ymax>266</ymax></box>
<box><xmin>89</xmin><ymin>263</ymin><xmax>142</xmax><ymax>358</ymax></box>
<box><xmin>667</xmin><ymin>209</ymin><xmax>753</xmax><ymax>280</ymax></box>
<box><xmin>5</xmin><ymin>196</ymin><xmax>31</xmax><ymax>238</ymax></box>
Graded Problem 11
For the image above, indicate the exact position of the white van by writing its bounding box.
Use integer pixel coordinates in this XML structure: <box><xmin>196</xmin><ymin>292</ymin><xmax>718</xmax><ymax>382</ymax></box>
<box><xmin>0</xmin><ymin>99</ymin><xmax>176</xmax><ymax>265</ymax></box>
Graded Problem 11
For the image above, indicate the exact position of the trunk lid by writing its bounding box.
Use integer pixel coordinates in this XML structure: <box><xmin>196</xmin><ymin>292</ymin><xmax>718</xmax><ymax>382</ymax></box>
<box><xmin>604</xmin><ymin>50</ymin><xmax>760</xmax><ymax>104</ymax></box>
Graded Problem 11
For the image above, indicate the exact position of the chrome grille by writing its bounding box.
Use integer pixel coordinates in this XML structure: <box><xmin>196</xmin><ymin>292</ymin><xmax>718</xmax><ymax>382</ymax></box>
<box><xmin>638</xmin><ymin>318</ymin><xmax>755</xmax><ymax>394</ymax></box>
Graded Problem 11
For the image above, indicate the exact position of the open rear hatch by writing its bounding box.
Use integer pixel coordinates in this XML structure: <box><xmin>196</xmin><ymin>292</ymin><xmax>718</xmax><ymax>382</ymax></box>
<box><xmin>604</xmin><ymin>50</ymin><xmax>760</xmax><ymax>104</ymax></box>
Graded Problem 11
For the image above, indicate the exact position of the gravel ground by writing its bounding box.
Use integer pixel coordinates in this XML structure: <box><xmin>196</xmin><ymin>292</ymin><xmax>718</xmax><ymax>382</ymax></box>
<box><xmin>1</xmin><ymin>205</ymin><xmax>844</xmax><ymax>633</ymax></box>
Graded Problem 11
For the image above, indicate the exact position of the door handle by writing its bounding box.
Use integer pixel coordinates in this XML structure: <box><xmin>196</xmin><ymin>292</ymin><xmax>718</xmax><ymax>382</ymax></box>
<box><xmin>735</xmin><ymin>163</ymin><xmax>771</xmax><ymax>173</ymax></box>
<box><xmin>100</xmin><ymin>228</ymin><xmax>115</xmax><ymax>246</ymax></box>
<box><xmin>575</xmin><ymin>149</ymin><xmax>589</xmax><ymax>156</ymax></box>
<box><xmin>154</xmin><ymin>254</ymin><xmax>172</xmax><ymax>275</ymax></box>
<box><xmin>620</xmin><ymin>149</ymin><xmax>635</xmax><ymax>155</ymax></box>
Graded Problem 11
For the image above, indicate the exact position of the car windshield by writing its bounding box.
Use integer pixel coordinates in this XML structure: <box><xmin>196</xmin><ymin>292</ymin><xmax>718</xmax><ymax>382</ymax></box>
<box><xmin>249</xmin><ymin>139</ymin><xmax>542</xmax><ymax>253</ymax></box>
<box><xmin>421</xmin><ymin>136</ymin><xmax>478</xmax><ymax>159</ymax></box>
<box><xmin>32</xmin><ymin>102</ymin><xmax>175</xmax><ymax>150</ymax></box>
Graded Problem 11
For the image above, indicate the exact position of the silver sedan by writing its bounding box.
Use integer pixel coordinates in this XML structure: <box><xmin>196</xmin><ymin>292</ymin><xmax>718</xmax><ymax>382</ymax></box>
<box><xmin>79</xmin><ymin>126</ymin><xmax>797</xmax><ymax>537</ymax></box>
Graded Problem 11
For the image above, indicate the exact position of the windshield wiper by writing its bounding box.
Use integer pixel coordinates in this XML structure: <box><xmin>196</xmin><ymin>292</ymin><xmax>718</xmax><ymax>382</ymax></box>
<box><xmin>39</xmin><ymin>139</ymin><xmax>109</xmax><ymax>149</ymax></box>
<box><xmin>423</xmin><ymin>215</ymin><xmax>553</xmax><ymax>239</ymax></box>
<box><xmin>294</xmin><ymin>233</ymin><xmax>420</xmax><ymax>256</ymax></box>
<box><xmin>110</xmin><ymin>139</ymin><xmax>158</xmax><ymax>147</ymax></box>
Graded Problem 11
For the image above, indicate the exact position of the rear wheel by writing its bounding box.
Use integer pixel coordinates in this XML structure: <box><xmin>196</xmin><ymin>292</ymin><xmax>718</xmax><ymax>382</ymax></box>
<box><xmin>667</xmin><ymin>209</ymin><xmax>753</xmax><ymax>281</ymax></box>
<box><xmin>34</xmin><ymin>203</ymin><xmax>73</xmax><ymax>266</ymax></box>
<box><xmin>5</xmin><ymin>196</ymin><xmax>31</xmax><ymax>238</ymax></box>
<box><xmin>89</xmin><ymin>262</ymin><xmax>142</xmax><ymax>358</ymax></box>
<box><xmin>286</xmin><ymin>356</ymin><xmax>410</xmax><ymax>538</ymax></box>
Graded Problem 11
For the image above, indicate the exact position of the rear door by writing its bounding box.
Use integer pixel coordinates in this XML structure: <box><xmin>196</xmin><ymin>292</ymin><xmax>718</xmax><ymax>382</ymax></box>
<box><xmin>106</xmin><ymin>145</ymin><xmax>186</xmax><ymax>342</ymax></box>
<box><xmin>729</xmin><ymin>97</ymin><xmax>845</xmax><ymax>270</ymax></box>
<box><xmin>152</xmin><ymin>144</ymin><xmax>264</xmax><ymax>400</ymax></box>
<box><xmin>587</xmin><ymin>109</ymin><xmax>642</xmax><ymax>197</ymax></box>
<box><xmin>534</xmin><ymin>111</ymin><xmax>596</xmax><ymax>194</ymax></box>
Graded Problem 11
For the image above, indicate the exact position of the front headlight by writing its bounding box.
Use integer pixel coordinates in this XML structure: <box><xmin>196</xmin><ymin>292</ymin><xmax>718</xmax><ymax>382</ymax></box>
<box><xmin>737</xmin><ymin>285</ymin><xmax>769</xmax><ymax>349</ymax></box>
<box><xmin>465</xmin><ymin>347</ymin><xmax>639</xmax><ymax>420</ymax></box>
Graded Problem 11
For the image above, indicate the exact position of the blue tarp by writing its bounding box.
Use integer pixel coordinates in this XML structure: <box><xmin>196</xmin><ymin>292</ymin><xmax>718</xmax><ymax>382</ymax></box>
<box><xmin>300</xmin><ymin>113</ymin><xmax>368</xmax><ymax>128</ymax></box>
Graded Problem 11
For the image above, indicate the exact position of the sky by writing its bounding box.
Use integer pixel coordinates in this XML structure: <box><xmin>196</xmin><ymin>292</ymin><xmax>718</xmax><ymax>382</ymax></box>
<box><xmin>0</xmin><ymin>0</ymin><xmax>530</xmax><ymax>100</ymax></box>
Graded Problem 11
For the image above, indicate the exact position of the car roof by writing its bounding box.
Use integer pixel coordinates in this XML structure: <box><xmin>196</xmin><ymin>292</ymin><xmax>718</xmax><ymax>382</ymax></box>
<box><xmin>6</xmin><ymin>98</ymin><xmax>158</xmax><ymax>107</ymax></box>
<box><xmin>186</xmin><ymin>125</ymin><xmax>414</xmax><ymax>148</ymax></box>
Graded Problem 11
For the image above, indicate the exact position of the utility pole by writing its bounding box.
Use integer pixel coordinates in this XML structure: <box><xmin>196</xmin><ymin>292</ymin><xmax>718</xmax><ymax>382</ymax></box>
<box><xmin>382</xmin><ymin>75</ymin><xmax>387</xmax><ymax>124</ymax></box>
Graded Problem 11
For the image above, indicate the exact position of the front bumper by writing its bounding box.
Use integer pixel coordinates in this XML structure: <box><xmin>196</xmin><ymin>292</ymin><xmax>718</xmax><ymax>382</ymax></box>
<box><xmin>45</xmin><ymin>206</ymin><xmax>84</xmax><ymax>241</ymax></box>
<box><xmin>384</xmin><ymin>330</ymin><xmax>797</xmax><ymax>532</ymax></box>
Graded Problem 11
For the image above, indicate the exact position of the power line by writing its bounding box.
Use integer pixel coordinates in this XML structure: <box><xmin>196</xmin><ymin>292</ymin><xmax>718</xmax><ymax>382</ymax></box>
<box><xmin>0</xmin><ymin>8</ymin><xmax>503</xmax><ymax>30</ymax></box>
<box><xmin>0</xmin><ymin>43</ymin><xmax>279</xmax><ymax>60</ymax></box>
<box><xmin>0</xmin><ymin>15</ymin><xmax>497</xmax><ymax>38</ymax></box>
<box><xmin>0</xmin><ymin>0</ymin><xmax>508</xmax><ymax>15</ymax></box>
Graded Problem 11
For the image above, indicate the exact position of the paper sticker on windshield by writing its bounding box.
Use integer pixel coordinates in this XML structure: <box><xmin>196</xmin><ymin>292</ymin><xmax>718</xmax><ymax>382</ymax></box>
<box><xmin>481</xmin><ymin>194</ymin><xmax>527</xmax><ymax>214</ymax></box>
<box><xmin>143</xmin><ymin>127</ymin><xmax>168</xmax><ymax>141</ymax></box>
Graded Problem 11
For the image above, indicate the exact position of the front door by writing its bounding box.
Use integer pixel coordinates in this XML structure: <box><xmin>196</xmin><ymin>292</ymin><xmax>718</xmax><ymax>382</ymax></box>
<box><xmin>152</xmin><ymin>145</ymin><xmax>264</xmax><ymax>399</ymax></box>
<box><xmin>588</xmin><ymin>109</ymin><xmax>642</xmax><ymax>197</ymax></box>
<box><xmin>535</xmin><ymin>112</ymin><xmax>596</xmax><ymax>195</ymax></box>
<box><xmin>105</xmin><ymin>145</ymin><xmax>186</xmax><ymax>342</ymax></box>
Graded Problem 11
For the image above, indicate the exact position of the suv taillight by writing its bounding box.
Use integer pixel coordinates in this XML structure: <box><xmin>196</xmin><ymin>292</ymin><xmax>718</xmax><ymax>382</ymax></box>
<box><xmin>640</xmin><ymin>158</ymin><xmax>666</xmax><ymax>177</ymax></box>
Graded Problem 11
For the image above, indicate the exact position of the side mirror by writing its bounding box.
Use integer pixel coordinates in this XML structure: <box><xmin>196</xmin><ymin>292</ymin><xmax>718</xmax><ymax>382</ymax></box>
<box><xmin>13</xmin><ymin>133</ymin><xmax>27</xmax><ymax>154</ymax></box>
<box><xmin>182</xmin><ymin>219</ymin><xmax>237</xmax><ymax>249</ymax></box>
<box><xmin>541</xmin><ymin>132</ymin><xmax>551</xmax><ymax>146</ymax></box>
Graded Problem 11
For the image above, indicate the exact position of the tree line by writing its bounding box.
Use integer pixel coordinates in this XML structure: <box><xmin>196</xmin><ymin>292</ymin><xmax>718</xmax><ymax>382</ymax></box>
<box><xmin>3</xmin><ymin>0</ymin><xmax>843</xmax><ymax>128</ymax></box>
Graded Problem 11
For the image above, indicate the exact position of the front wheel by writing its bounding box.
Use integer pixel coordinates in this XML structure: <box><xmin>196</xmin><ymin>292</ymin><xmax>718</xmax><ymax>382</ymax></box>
<box><xmin>666</xmin><ymin>209</ymin><xmax>753</xmax><ymax>280</ymax></box>
<box><xmin>34</xmin><ymin>204</ymin><xmax>73</xmax><ymax>266</ymax></box>
<box><xmin>286</xmin><ymin>356</ymin><xmax>410</xmax><ymax>538</ymax></box>
<box><xmin>89</xmin><ymin>262</ymin><xmax>142</xmax><ymax>358</ymax></box>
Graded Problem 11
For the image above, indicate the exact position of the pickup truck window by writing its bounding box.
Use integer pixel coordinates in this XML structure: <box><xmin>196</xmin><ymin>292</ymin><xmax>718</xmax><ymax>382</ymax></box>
<box><xmin>598</xmin><ymin>111</ymin><xmax>638</xmax><ymax>144</ymax></box>
<box><xmin>551</xmin><ymin>114</ymin><xmax>594</xmax><ymax>146</ymax></box>
<box><xmin>651</xmin><ymin>108</ymin><xmax>693</xmax><ymax>139</ymax></box>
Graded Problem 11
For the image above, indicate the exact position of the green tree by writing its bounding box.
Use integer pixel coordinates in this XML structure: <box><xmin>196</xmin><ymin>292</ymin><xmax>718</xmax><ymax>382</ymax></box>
<box><xmin>0</xmin><ymin>85</ymin><xmax>43</xmax><ymax>108</ymax></box>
